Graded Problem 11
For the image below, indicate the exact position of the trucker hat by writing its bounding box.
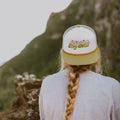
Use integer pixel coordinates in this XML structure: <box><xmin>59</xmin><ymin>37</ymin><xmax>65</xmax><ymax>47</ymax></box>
<box><xmin>61</xmin><ymin>24</ymin><xmax>99</xmax><ymax>65</ymax></box>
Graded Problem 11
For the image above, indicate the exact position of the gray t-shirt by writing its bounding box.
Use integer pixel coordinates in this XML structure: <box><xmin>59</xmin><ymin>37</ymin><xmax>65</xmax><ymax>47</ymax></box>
<box><xmin>39</xmin><ymin>69</ymin><xmax>120</xmax><ymax>120</ymax></box>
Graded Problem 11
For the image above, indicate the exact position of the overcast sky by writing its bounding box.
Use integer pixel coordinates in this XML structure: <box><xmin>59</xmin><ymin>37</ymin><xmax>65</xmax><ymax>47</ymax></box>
<box><xmin>0</xmin><ymin>0</ymin><xmax>72</xmax><ymax>66</ymax></box>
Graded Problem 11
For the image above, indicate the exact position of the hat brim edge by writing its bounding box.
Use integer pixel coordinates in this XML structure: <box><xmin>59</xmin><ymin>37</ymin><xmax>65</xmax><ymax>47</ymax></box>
<box><xmin>62</xmin><ymin>49</ymin><xmax>99</xmax><ymax>65</ymax></box>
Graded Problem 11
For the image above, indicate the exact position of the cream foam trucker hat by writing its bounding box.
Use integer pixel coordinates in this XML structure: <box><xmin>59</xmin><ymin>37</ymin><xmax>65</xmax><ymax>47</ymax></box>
<box><xmin>61</xmin><ymin>24</ymin><xmax>99</xmax><ymax>65</ymax></box>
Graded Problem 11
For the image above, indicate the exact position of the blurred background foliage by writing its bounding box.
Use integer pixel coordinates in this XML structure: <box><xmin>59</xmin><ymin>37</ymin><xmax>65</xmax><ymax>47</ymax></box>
<box><xmin>0</xmin><ymin>0</ymin><xmax>120</xmax><ymax>111</ymax></box>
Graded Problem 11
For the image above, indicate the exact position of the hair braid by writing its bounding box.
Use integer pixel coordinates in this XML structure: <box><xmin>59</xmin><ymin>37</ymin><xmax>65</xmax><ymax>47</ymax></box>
<box><xmin>63</xmin><ymin>65</ymin><xmax>92</xmax><ymax>120</ymax></box>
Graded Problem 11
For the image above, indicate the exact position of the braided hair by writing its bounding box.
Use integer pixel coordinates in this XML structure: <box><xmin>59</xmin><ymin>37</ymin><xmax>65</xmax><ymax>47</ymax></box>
<box><xmin>63</xmin><ymin>65</ymin><xmax>93</xmax><ymax>120</ymax></box>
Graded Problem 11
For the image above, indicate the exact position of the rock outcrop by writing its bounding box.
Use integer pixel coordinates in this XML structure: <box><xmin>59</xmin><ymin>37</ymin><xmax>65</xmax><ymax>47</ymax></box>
<box><xmin>0</xmin><ymin>73</ymin><xmax>42</xmax><ymax>120</ymax></box>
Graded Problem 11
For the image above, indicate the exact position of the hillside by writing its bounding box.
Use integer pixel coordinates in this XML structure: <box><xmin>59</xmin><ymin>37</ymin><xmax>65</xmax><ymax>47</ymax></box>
<box><xmin>0</xmin><ymin>0</ymin><xmax>120</xmax><ymax>111</ymax></box>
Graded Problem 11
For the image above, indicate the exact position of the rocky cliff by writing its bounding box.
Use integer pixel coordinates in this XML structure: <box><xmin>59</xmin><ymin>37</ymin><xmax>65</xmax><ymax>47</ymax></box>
<box><xmin>0</xmin><ymin>73</ymin><xmax>42</xmax><ymax>120</ymax></box>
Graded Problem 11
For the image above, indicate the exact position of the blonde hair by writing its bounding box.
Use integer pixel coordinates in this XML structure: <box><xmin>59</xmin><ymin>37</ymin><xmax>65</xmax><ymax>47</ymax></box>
<box><xmin>59</xmin><ymin>48</ymin><xmax>102</xmax><ymax>120</ymax></box>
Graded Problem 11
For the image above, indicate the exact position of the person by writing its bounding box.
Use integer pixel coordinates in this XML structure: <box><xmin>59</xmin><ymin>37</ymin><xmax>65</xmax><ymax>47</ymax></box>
<box><xmin>39</xmin><ymin>25</ymin><xmax>120</xmax><ymax>120</ymax></box>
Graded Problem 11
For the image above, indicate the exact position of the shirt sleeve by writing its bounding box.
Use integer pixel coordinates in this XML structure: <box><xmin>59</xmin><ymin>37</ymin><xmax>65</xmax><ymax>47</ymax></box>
<box><xmin>39</xmin><ymin>79</ymin><xmax>45</xmax><ymax>120</ymax></box>
<box><xmin>111</xmin><ymin>79</ymin><xmax>120</xmax><ymax>120</ymax></box>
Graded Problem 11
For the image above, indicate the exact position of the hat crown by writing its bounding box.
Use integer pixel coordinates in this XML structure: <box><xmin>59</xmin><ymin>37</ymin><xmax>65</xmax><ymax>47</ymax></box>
<box><xmin>62</xmin><ymin>25</ymin><xmax>98</xmax><ymax>55</ymax></box>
